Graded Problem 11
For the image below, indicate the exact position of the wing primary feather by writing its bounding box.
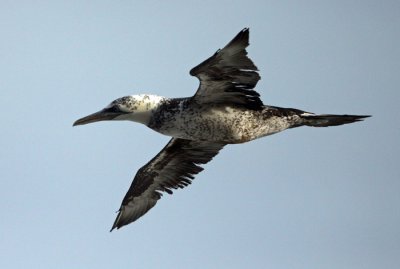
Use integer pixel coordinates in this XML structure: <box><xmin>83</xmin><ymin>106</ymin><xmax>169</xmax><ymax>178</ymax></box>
<box><xmin>110</xmin><ymin>138</ymin><xmax>225</xmax><ymax>231</ymax></box>
<box><xmin>189</xmin><ymin>28</ymin><xmax>263</xmax><ymax>110</ymax></box>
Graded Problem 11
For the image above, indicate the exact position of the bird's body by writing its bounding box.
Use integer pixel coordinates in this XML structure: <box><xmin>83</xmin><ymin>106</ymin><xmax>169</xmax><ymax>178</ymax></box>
<box><xmin>149</xmin><ymin>97</ymin><xmax>303</xmax><ymax>143</ymax></box>
<box><xmin>74</xmin><ymin>28</ymin><xmax>369</xmax><ymax>231</ymax></box>
<box><xmin>103</xmin><ymin>94</ymin><xmax>308</xmax><ymax>143</ymax></box>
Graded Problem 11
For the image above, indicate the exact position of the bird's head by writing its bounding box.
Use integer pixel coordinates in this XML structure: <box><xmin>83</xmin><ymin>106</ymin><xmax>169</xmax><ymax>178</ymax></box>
<box><xmin>73</xmin><ymin>94</ymin><xmax>165</xmax><ymax>126</ymax></box>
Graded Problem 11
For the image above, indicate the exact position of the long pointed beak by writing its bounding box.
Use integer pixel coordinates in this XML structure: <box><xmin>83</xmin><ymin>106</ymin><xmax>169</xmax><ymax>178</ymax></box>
<box><xmin>73</xmin><ymin>109</ymin><xmax>119</xmax><ymax>126</ymax></box>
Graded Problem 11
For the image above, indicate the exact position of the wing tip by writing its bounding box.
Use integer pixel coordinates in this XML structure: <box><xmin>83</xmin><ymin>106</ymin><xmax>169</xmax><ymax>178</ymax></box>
<box><xmin>110</xmin><ymin>210</ymin><xmax>122</xmax><ymax>232</ymax></box>
<box><xmin>228</xmin><ymin>27</ymin><xmax>250</xmax><ymax>47</ymax></box>
<box><xmin>189</xmin><ymin>28</ymin><xmax>251</xmax><ymax>77</ymax></box>
<box><xmin>241</xmin><ymin>27</ymin><xmax>250</xmax><ymax>35</ymax></box>
<box><xmin>110</xmin><ymin>221</ymin><xmax>120</xmax><ymax>232</ymax></box>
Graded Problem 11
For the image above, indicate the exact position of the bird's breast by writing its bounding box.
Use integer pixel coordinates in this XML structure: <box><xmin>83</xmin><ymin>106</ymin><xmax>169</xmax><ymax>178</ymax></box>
<box><xmin>149</xmin><ymin>105</ymin><xmax>271</xmax><ymax>143</ymax></box>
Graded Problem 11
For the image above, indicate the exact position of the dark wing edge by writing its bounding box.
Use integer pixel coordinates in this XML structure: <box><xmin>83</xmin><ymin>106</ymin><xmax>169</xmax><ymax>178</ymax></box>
<box><xmin>110</xmin><ymin>138</ymin><xmax>225</xmax><ymax>231</ymax></box>
<box><xmin>190</xmin><ymin>28</ymin><xmax>263</xmax><ymax>110</ymax></box>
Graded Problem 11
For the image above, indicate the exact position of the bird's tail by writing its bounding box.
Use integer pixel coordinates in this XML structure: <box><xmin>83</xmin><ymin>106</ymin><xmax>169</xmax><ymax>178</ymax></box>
<box><xmin>300</xmin><ymin>113</ymin><xmax>370</xmax><ymax>127</ymax></box>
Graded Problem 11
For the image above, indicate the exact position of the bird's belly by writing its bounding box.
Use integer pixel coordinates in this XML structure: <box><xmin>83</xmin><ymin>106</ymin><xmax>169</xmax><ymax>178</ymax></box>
<box><xmin>153</xmin><ymin>107</ymin><xmax>284</xmax><ymax>143</ymax></box>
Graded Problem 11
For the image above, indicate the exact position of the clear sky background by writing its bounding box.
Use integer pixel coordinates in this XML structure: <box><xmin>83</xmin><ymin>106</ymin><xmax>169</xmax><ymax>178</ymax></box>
<box><xmin>1</xmin><ymin>1</ymin><xmax>399</xmax><ymax>268</ymax></box>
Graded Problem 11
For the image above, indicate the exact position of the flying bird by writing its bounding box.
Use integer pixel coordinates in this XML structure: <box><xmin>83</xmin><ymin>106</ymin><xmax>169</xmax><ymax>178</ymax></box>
<box><xmin>73</xmin><ymin>28</ymin><xmax>369</xmax><ymax>231</ymax></box>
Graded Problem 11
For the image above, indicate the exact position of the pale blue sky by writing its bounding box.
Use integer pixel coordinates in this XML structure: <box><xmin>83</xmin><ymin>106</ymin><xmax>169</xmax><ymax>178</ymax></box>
<box><xmin>1</xmin><ymin>1</ymin><xmax>399</xmax><ymax>268</ymax></box>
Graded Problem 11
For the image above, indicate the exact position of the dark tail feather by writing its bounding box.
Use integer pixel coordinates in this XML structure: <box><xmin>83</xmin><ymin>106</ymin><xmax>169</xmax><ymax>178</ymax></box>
<box><xmin>301</xmin><ymin>114</ymin><xmax>371</xmax><ymax>127</ymax></box>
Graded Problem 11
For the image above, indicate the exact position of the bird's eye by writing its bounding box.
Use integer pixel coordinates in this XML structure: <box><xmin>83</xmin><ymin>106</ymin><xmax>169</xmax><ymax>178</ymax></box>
<box><xmin>105</xmin><ymin>105</ymin><xmax>121</xmax><ymax>113</ymax></box>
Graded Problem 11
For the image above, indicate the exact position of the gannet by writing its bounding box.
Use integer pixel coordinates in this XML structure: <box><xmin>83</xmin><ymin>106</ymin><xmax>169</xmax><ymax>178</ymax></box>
<box><xmin>73</xmin><ymin>28</ymin><xmax>369</xmax><ymax>231</ymax></box>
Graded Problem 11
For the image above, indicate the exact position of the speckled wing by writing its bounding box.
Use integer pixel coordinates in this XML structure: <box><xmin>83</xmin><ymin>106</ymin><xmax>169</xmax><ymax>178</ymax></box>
<box><xmin>111</xmin><ymin>138</ymin><xmax>225</xmax><ymax>231</ymax></box>
<box><xmin>190</xmin><ymin>28</ymin><xmax>263</xmax><ymax>110</ymax></box>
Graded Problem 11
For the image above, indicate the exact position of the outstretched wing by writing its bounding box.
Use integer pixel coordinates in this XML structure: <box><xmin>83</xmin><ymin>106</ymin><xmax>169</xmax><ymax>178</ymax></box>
<box><xmin>111</xmin><ymin>138</ymin><xmax>225</xmax><ymax>231</ymax></box>
<box><xmin>190</xmin><ymin>28</ymin><xmax>263</xmax><ymax>110</ymax></box>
